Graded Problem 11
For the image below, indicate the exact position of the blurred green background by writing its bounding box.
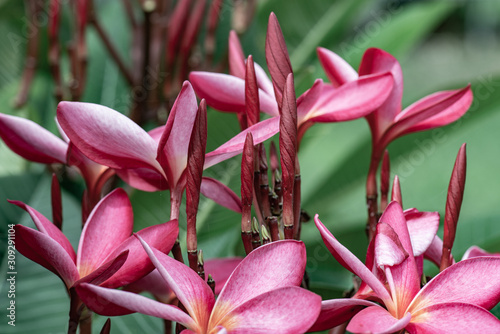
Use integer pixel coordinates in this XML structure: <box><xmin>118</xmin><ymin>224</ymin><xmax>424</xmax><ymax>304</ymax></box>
<box><xmin>1</xmin><ymin>0</ymin><xmax>500</xmax><ymax>332</ymax></box>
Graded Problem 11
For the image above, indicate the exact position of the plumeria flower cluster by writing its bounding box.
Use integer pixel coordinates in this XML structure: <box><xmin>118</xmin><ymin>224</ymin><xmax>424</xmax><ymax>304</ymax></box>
<box><xmin>1</xmin><ymin>10</ymin><xmax>499</xmax><ymax>334</ymax></box>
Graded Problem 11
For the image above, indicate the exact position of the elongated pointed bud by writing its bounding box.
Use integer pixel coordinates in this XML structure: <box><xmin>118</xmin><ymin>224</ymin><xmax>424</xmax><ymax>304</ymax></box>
<box><xmin>391</xmin><ymin>175</ymin><xmax>402</xmax><ymax>206</ymax></box>
<box><xmin>51</xmin><ymin>173</ymin><xmax>63</xmax><ymax>230</ymax></box>
<box><xmin>245</xmin><ymin>55</ymin><xmax>260</xmax><ymax>127</ymax></box>
<box><xmin>100</xmin><ymin>319</ymin><xmax>111</xmax><ymax>334</ymax></box>
<box><xmin>279</xmin><ymin>74</ymin><xmax>297</xmax><ymax>239</ymax></box>
<box><xmin>380</xmin><ymin>150</ymin><xmax>390</xmax><ymax>211</ymax></box>
<box><xmin>440</xmin><ymin>143</ymin><xmax>467</xmax><ymax>271</ymax></box>
<box><xmin>265</xmin><ymin>12</ymin><xmax>293</xmax><ymax>109</ymax></box>
<box><xmin>241</xmin><ymin>132</ymin><xmax>254</xmax><ymax>254</ymax></box>
<box><xmin>228</xmin><ymin>30</ymin><xmax>245</xmax><ymax>78</ymax></box>
<box><xmin>186</xmin><ymin>100</ymin><xmax>207</xmax><ymax>255</ymax></box>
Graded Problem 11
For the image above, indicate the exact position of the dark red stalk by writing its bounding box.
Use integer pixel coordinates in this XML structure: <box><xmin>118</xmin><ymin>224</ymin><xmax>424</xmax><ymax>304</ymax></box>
<box><xmin>279</xmin><ymin>74</ymin><xmax>297</xmax><ymax>239</ymax></box>
<box><xmin>366</xmin><ymin>148</ymin><xmax>383</xmax><ymax>242</ymax></box>
<box><xmin>251</xmin><ymin>217</ymin><xmax>261</xmax><ymax>250</ymax></box>
<box><xmin>266</xmin><ymin>216</ymin><xmax>280</xmax><ymax>241</ymax></box>
<box><xmin>265</xmin><ymin>12</ymin><xmax>293</xmax><ymax>109</ymax></box>
<box><xmin>166</xmin><ymin>0</ymin><xmax>191</xmax><ymax>70</ymax></box>
<box><xmin>440</xmin><ymin>143</ymin><xmax>467</xmax><ymax>271</ymax></box>
<box><xmin>259</xmin><ymin>145</ymin><xmax>272</xmax><ymax>221</ymax></box>
<box><xmin>48</xmin><ymin>0</ymin><xmax>63</xmax><ymax>101</ymax></box>
<box><xmin>293</xmin><ymin>168</ymin><xmax>301</xmax><ymax>239</ymax></box>
<box><xmin>245</xmin><ymin>55</ymin><xmax>260</xmax><ymax>127</ymax></box>
<box><xmin>380</xmin><ymin>150</ymin><xmax>390</xmax><ymax>211</ymax></box>
<box><xmin>204</xmin><ymin>0</ymin><xmax>223</xmax><ymax>65</ymax></box>
<box><xmin>391</xmin><ymin>175</ymin><xmax>403</xmax><ymax>206</ymax></box>
<box><xmin>241</xmin><ymin>132</ymin><xmax>254</xmax><ymax>254</ymax></box>
<box><xmin>269</xmin><ymin>141</ymin><xmax>279</xmax><ymax>185</ymax></box>
<box><xmin>51</xmin><ymin>173</ymin><xmax>62</xmax><ymax>230</ymax></box>
<box><xmin>186</xmin><ymin>100</ymin><xmax>207</xmax><ymax>271</ymax></box>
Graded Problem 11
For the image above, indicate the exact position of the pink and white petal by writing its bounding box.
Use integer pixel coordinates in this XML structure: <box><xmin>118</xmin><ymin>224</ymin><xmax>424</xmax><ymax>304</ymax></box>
<box><xmin>0</xmin><ymin>113</ymin><xmax>67</xmax><ymax>164</ymax></box>
<box><xmin>204</xmin><ymin>117</ymin><xmax>280</xmax><ymax>169</ymax></box>
<box><xmin>213</xmin><ymin>286</ymin><xmax>320</xmax><ymax>333</ymax></box>
<box><xmin>157</xmin><ymin>81</ymin><xmax>198</xmax><ymax>188</ymax></box>
<box><xmin>314</xmin><ymin>215</ymin><xmax>393</xmax><ymax>304</ymax></box>
<box><xmin>124</xmin><ymin>269</ymin><xmax>174</xmax><ymax>304</ymax></box>
<box><xmin>410</xmin><ymin>257</ymin><xmax>500</xmax><ymax>312</ymax></box>
<box><xmin>405</xmin><ymin>210</ymin><xmax>440</xmax><ymax>257</ymax></box>
<box><xmin>379</xmin><ymin>202</ymin><xmax>420</xmax><ymax>313</ymax></box>
<box><xmin>137</xmin><ymin>236</ymin><xmax>214</xmax><ymax>328</ymax></box>
<box><xmin>317</xmin><ymin>47</ymin><xmax>358</xmax><ymax>87</ymax></box>
<box><xmin>57</xmin><ymin>102</ymin><xmax>161</xmax><ymax>171</ymax></box>
<box><xmin>15</xmin><ymin>225</ymin><xmax>79</xmax><ymax>287</ymax></box>
<box><xmin>116</xmin><ymin>168</ymin><xmax>169</xmax><ymax>192</ymax></box>
<box><xmin>77</xmin><ymin>189</ymin><xmax>133</xmax><ymax>277</ymax></box>
<box><xmin>382</xmin><ymin>86</ymin><xmax>472</xmax><ymax>145</ymax></box>
<box><xmin>200</xmin><ymin>177</ymin><xmax>242</xmax><ymax>213</ymax></box>
<box><xmin>228</xmin><ymin>30</ymin><xmax>246</xmax><ymax>79</ymax></box>
<box><xmin>204</xmin><ymin>258</ymin><xmax>242</xmax><ymax>295</ymax></box>
<box><xmin>8</xmin><ymin>200</ymin><xmax>76</xmax><ymax>261</ymax></box>
<box><xmin>303</xmin><ymin>73</ymin><xmax>394</xmax><ymax>123</ymax></box>
<box><xmin>77</xmin><ymin>250</ymin><xmax>128</xmax><ymax>286</ymax></box>
<box><xmin>101</xmin><ymin>220</ymin><xmax>179</xmax><ymax>288</ymax></box>
<box><xmin>76</xmin><ymin>283</ymin><xmax>196</xmax><ymax>326</ymax></box>
<box><xmin>375</xmin><ymin>222</ymin><xmax>409</xmax><ymax>268</ymax></box>
<box><xmin>296</xmin><ymin>79</ymin><xmax>324</xmax><ymax>123</ymax></box>
<box><xmin>308</xmin><ymin>298</ymin><xmax>379</xmax><ymax>332</ymax></box>
<box><xmin>189</xmin><ymin>72</ymin><xmax>278</xmax><ymax>116</ymax></box>
<box><xmin>148</xmin><ymin>125</ymin><xmax>166</xmax><ymax>143</ymax></box>
<box><xmin>214</xmin><ymin>240</ymin><xmax>307</xmax><ymax>320</ymax></box>
<box><xmin>254</xmin><ymin>62</ymin><xmax>275</xmax><ymax>99</ymax></box>
<box><xmin>408</xmin><ymin>303</ymin><xmax>500</xmax><ymax>334</ymax></box>
<box><xmin>347</xmin><ymin>306</ymin><xmax>411</xmax><ymax>334</ymax></box>
<box><xmin>359</xmin><ymin>48</ymin><xmax>403</xmax><ymax>141</ymax></box>
<box><xmin>462</xmin><ymin>246</ymin><xmax>500</xmax><ymax>260</ymax></box>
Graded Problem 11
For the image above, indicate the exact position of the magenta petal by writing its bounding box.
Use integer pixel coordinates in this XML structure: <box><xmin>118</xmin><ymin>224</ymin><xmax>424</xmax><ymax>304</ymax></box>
<box><xmin>215</xmin><ymin>286</ymin><xmax>321</xmax><ymax>333</ymax></box>
<box><xmin>76</xmin><ymin>283</ymin><xmax>195</xmax><ymax>326</ymax></box>
<box><xmin>408</xmin><ymin>303</ymin><xmax>500</xmax><ymax>334</ymax></box>
<box><xmin>77</xmin><ymin>189</ymin><xmax>133</xmax><ymax>277</ymax></box>
<box><xmin>0</xmin><ymin>113</ymin><xmax>67</xmax><ymax>164</ymax></box>
<box><xmin>375</xmin><ymin>222</ymin><xmax>409</xmax><ymax>268</ymax></box>
<box><xmin>317</xmin><ymin>47</ymin><xmax>358</xmax><ymax>87</ymax></box>
<box><xmin>200</xmin><ymin>177</ymin><xmax>242</xmax><ymax>213</ymax></box>
<box><xmin>124</xmin><ymin>269</ymin><xmax>174</xmax><ymax>304</ymax></box>
<box><xmin>157</xmin><ymin>81</ymin><xmax>198</xmax><ymax>188</ymax></box>
<box><xmin>303</xmin><ymin>73</ymin><xmax>394</xmax><ymax>123</ymax></box>
<box><xmin>347</xmin><ymin>306</ymin><xmax>411</xmax><ymax>334</ymax></box>
<box><xmin>314</xmin><ymin>215</ymin><xmax>392</xmax><ymax>303</ymax></box>
<box><xmin>116</xmin><ymin>168</ymin><xmax>169</xmax><ymax>192</ymax></box>
<box><xmin>405</xmin><ymin>209</ymin><xmax>440</xmax><ymax>257</ymax></box>
<box><xmin>411</xmin><ymin>257</ymin><xmax>500</xmax><ymax>311</ymax></box>
<box><xmin>57</xmin><ymin>101</ymin><xmax>162</xmax><ymax>171</ymax></box>
<box><xmin>308</xmin><ymin>298</ymin><xmax>378</xmax><ymax>332</ymax></box>
<box><xmin>9</xmin><ymin>200</ymin><xmax>76</xmax><ymax>262</ymax></box>
<box><xmin>204</xmin><ymin>117</ymin><xmax>280</xmax><ymax>169</ymax></box>
<box><xmin>101</xmin><ymin>220</ymin><xmax>179</xmax><ymax>288</ymax></box>
<box><xmin>228</xmin><ymin>30</ymin><xmax>245</xmax><ymax>79</ymax></box>
<box><xmin>204</xmin><ymin>258</ymin><xmax>242</xmax><ymax>295</ymax></box>
<box><xmin>462</xmin><ymin>246</ymin><xmax>500</xmax><ymax>260</ymax></box>
<box><xmin>77</xmin><ymin>250</ymin><xmax>128</xmax><ymax>286</ymax></box>
<box><xmin>214</xmin><ymin>240</ymin><xmax>306</xmax><ymax>318</ymax></box>
<box><xmin>189</xmin><ymin>72</ymin><xmax>278</xmax><ymax>116</ymax></box>
<box><xmin>15</xmin><ymin>225</ymin><xmax>79</xmax><ymax>287</ymax></box>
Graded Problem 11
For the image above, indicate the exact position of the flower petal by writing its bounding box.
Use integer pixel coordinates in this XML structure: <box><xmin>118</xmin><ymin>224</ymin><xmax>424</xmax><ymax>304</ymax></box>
<box><xmin>214</xmin><ymin>286</ymin><xmax>320</xmax><ymax>333</ymax></box>
<box><xmin>317</xmin><ymin>47</ymin><xmax>358</xmax><ymax>87</ymax></box>
<box><xmin>213</xmin><ymin>240</ymin><xmax>307</xmax><ymax>322</ymax></box>
<box><xmin>123</xmin><ymin>269</ymin><xmax>174</xmax><ymax>304</ymax></box>
<box><xmin>314</xmin><ymin>215</ymin><xmax>392</xmax><ymax>303</ymax></box>
<box><xmin>204</xmin><ymin>117</ymin><xmax>280</xmax><ymax>169</ymax></box>
<box><xmin>462</xmin><ymin>246</ymin><xmax>500</xmax><ymax>260</ymax></box>
<box><xmin>137</xmin><ymin>235</ymin><xmax>214</xmax><ymax>329</ymax></box>
<box><xmin>308</xmin><ymin>298</ymin><xmax>378</xmax><ymax>332</ymax></box>
<box><xmin>189</xmin><ymin>72</ymin><xmax>279</xmax><ymax>116</ymax></box>
<box><xmin>347</xmin><ymin>306</ymin><xmax>411</xmax><ymax>334</ymax></box>
<box><xmin>0</xmin><ymin>113</ymin><xmax>67</xmax><ymax>164</ymax></box>
<box><xmin>228</xmin><ymin>30</ymin><xmax>245</xmax><ymax>79</ymax></box>
<box><xmin>408</xmin><ymin>303</ymin><xmax>500</xmax><ymax>334</ymax></box>
<box><xmin>101</xmin><ymin>220</ymin><xmax>179</xmax><ymax>288</ymax></box>
<box><xmin>204</xmin><ymin>258</ymin><xmax>242</xmax><ymax>295</ymax></box>
<box><xmin>410</xmin><ymin>257</ymin><xmax>500</xmax><ymax>312</ymax></box>
<box><xmin>57</xmin><ymin>101</ymin><xmax>161</xmax><ymax>171</ymax></box>
<box><xmin>302</xmin><ymin>73</ymin><xmax>394</xmax><ymax>123</ymax></box>
<box><xmin>9</xmin><ymin>200</ymin><xmax>76</xmax><ymax>262</ymax></box>
<box><xmin>424</xmin><ymin>235</ymin><xmax>454</xmax><ymax>267</ymax></box>
<box><xmin>76</xmin><ymin>283</ymin><xmax>195</xmax><ymax>326</ymax></box>
<box><xmin>375</xmin><ymin>222</ymin><xmax>409</xmax><ymax>268</ymax></box>
<box><xmin>77</xmin><ymin>250</ymin><xmax>128</xmax><ymax>286</ymax></box>
<box><xmin>14</xmin><ymin>225</ymin><xmax>79</xmax><ymax>287</ymax></box>
<box><xmin>157</xmin><ymin>81</ymin><xmax>198</xmax><ymax>188</ymax></box>
<box><xmin>200</xmin><ymin>177</ymin><xmax>242</xmax><ymax>213</ymax></box>
<box><xmin>405</xmin><ymin>209</ymin><xmax>440</xmax><ymax>257</ymax></box>
<box><xmin>77</xmin><ymin>189</ymin><xmax>133</xmax><ymax>278</ymax></box>
<box><xmin>116</xmin><ymin>168</ymin><xmax>169</xmax><ymax>192</ymax></box>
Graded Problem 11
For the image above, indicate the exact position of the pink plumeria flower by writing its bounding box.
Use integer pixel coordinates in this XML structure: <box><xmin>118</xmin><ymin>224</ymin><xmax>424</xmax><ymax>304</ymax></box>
<box><xmin>190</xmin><ymin>14</ymin><xmax>394</xmax><ymax>144</ymax></box>
<box><xmin>57</xmin><ymin>82</ymin><xmax>243</xmax><ymax>218</ymax></box>
<box><xmin>76</xmin><ymin>239</ymin><xmax>321</xmax><ymax>333</ymax></box>
<box><xmin>311</xmin><ymin>202</ymin><xmax>500</xmax><ymax>333</ymax></box>
<box><xmin>10</xmin><ymin>188</ymin><xmax>178</xmax><ymax>289</ymax></box>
